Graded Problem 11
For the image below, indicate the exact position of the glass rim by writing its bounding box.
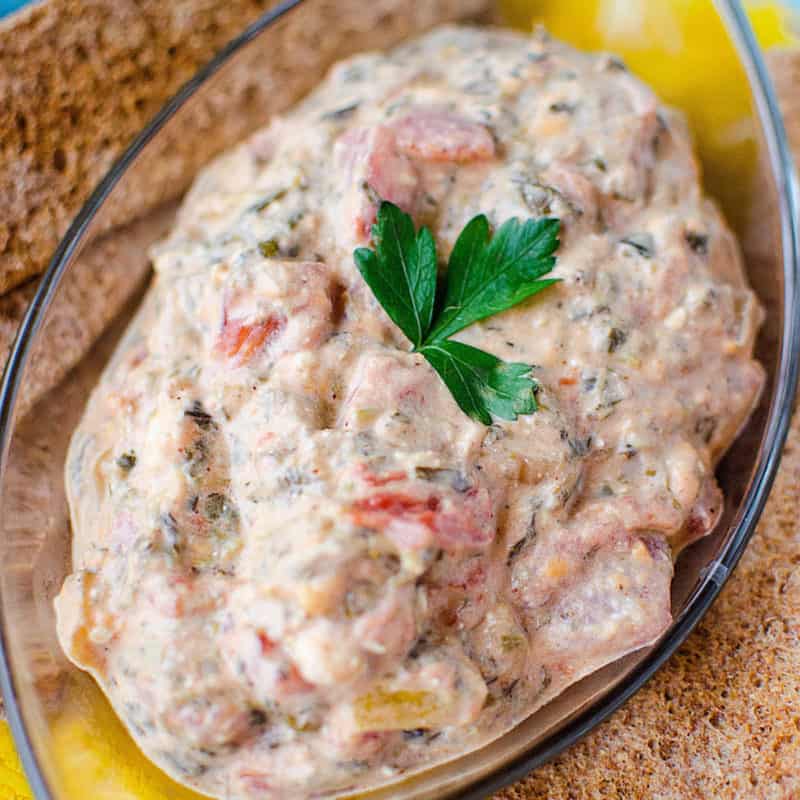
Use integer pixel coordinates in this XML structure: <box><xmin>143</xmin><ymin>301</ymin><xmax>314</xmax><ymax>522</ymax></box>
<box><xmin>0</xmin><ymin>1</ymin><xmax>797</xmax><ymax>798</ymax></box>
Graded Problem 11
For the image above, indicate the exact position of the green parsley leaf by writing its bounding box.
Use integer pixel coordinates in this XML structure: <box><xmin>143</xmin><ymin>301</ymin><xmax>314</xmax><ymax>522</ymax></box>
<box><xmin>354</xmin><ymin>202</ymin><xmax>437</xmax><ymax>348</ymax></box>
<box><xmin>353</xmin><ymin>201</ymin><xmax>560</xmax><ymax>425</ymax></box>
<box><xmin>418</xmin><ymin>340</ymin><xmax>538</xmax><ymax>426</ymax></box>
<box><xmin>428</xmin><ymin>214</ymin><xmax>560</xmax><ymax>341</ymax></box>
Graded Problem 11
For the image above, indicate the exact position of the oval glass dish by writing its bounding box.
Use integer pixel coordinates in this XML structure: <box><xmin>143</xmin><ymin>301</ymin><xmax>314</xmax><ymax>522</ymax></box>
<box><xmin>0</xmin><ymin>1</ymin><xmax>798</xmax><ymax>798</ymax></box>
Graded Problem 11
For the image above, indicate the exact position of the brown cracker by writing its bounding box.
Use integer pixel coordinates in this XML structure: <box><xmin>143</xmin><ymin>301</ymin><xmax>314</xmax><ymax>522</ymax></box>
<box><xmin>0</xmin><ymin>0</ymin><xmax>490</xmax><ymax>296</ymax></box>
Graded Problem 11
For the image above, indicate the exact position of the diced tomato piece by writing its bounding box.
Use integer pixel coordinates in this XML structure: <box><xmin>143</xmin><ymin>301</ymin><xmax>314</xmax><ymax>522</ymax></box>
<box><xmin>433</xmin><ymin>487</ymin><xmax>495</xmax><ymax>549</ymax></box>
<box><xmin>358</xmin><ymin>465</ymin><xmax>407</xmax><ymax>487</ymax></box>
<box><xmin>391</xmin><ymin>110</ymin><xmax>496</xmax><ymax>163</ymax></box>
<box><xmin>276</xmin><ymin>662</ymin><xmax>315</xmax><ymax>696</ymax></box>
<box><xmin>349</xmin><ymin>488</ymin><xmax>494</xmax><ymax>551</ymax></box>
<box><xmin>350</xmin><ymin>491</ymin><xmax>441</xmax><ymax>549</ymax></box>
<box><xmin>257</xmin><ymin>630</ymin><xmax>276</xmax><ymax>655</ymax></box>
<box><xmin>351</xmin><ymin>492</ymin><xmax>440</xmax><ymax>530</ymax></box>
<box><xmin>335</xmin><ymin>125</ymin><xmax>419</xmax><ymax>240</ymax></box>
<box><xmin>366</xmin><ymin>126</ymin><xmax>419</xmax><ymax>211</ymax></box>
<box><xmin>218</xmin><ymin>311</ymin><xmax>286</xmax><ymax>365</ymax></box>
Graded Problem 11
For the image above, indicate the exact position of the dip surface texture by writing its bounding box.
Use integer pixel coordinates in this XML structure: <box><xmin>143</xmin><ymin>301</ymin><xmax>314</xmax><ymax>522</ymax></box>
<box><xmin>56</xmin><ymin>25</ymin><xmax>764</xmax><ymax>800</ymax></box>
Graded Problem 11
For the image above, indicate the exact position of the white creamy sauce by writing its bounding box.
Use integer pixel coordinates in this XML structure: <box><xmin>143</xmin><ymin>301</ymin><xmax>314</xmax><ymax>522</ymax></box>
<box><xmin>56</xmin><ymin>26</ymin><xmax>764</xmax><ymax>799</ymax></box>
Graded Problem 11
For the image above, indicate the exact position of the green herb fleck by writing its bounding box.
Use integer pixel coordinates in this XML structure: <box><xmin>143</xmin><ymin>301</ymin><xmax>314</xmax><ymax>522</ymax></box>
<box><xmin>500</xmin><ymin>633</ymin><xmax>525</xmax><ymax>652</ymax></box>
<box><xmin>287</xmin><ymin>211</ymin><xmax>305</xmax><ymax>230</ymax></box>
<box><xmin>605</xmin><ymin>55</ymin><xmax>628</xmax><ymax>72</ymax></box>
<box><xmin>607</xmin><ymin>327</ymin><xmax>627</xmax><ymax>353</ymax></box>
<box><xmin>321</xmin><ymin>102</ymin><xmax>360</xmax><ymax>121</ymax></box>
<box><xmin>116</xmin><ymin>451</ymin><xmax>137</xmax><ymax>471</ymax></box>
<box><xmin>205</xmin><ymin>492</ymin><xmax>227</xmax><ymax>520</ymax></box>
<box><xmin>252</xmin><ymin>188</ymin><xmax>288</xmax><ymax>212</ymax></box>
<box><xmin>204</xmin><ymin>492</ymin><xmax>239</xmax><ymax>525</ymax></box>
<box><xmin>184</xmin><ymin>401</ymin><xmax>214</xmax><ymax>430</ymax></box>
<box><xmin>249</xmin><ymin>709</ymin><xmax>268</xmax><ymax>728</ymax></box>
<box><xmin>695</xmin><ymin>415</ymin><xmax>717</xmax><ymax>444</ymax></box>
<box><xmin>620</xmin><ymin>233</ymin><xmax>654</xmax><ymax>258</ymax></box>
<box><xmin>685</xmin><ymin>231</ymin><xmax>709</xmax><ymax>255</ymax></box>
<box><xmin>286</xmin><ymin>713</ymin><xmax>321</xmax><ymax>733</ymax></box>
<box><xmin>259</xmin><ymin>239</ymin><xmax>280</xmax><ymax>258</ymax></box>
<box><xmin>354</xmin><ymin>202</ymin><xmax>560</xmax><ymax>425</ymax></box>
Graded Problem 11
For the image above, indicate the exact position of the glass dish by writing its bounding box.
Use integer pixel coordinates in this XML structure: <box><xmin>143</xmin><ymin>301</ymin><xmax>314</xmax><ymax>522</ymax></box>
<box><xmin>0</xmin><ymin>1</ymin><xmax>797</xmax><ymax>798</ymax></box>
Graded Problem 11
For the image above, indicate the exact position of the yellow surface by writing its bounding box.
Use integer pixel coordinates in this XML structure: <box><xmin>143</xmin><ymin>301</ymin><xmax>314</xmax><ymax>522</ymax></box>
<box><xmin>0</xmin><ymin>724</ymin><xmax>32</xmax><ymax>800</ymax></box>
<box><xmin>504</xmin><ymin>0</ymin><xmax>795</xmax><ymax>231</ymax></box>
<box><xmin>0</xmin><ymin>674</ymin><xmax>205</xmax><ymax>800</ymax></box>
<box><xmin>0</xmin><ymin>2</ymin><xmax>794</xmax><ymax>799</ymax></box>
<box><xmin>47</xmin><ymin>673</ymin><xmax>207</xmax><ymax>799</ymax></box>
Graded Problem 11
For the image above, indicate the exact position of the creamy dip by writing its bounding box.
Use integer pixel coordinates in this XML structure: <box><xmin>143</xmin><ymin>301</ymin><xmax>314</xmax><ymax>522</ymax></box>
<box><xmin>56</xmin><ymin>25</ymin><xmax>764</xmax><ymax>799</ymax></box>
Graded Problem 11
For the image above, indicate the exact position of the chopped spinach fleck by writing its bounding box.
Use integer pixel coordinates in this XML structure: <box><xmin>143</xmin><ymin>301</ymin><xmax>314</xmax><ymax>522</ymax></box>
<box><xmin>342</xmin><ymin>65</ymin><xmax>365</xmax><ymax>83</ymax></box>
<box><xmin>507</xmin><ymin>516</ymin><xmax>537</xmax><ymax>565</ymax></box>
<box><xmin>116</xmin><ymin>451</ymin><xmax>137</xmax><ymax>471</ymax></box>
<box><xmin>567</xmin><ymin>435</ymin><xmax>592</xmax><ymax>458</ymax></box>
<box><xmin>502</xmin><ymin>678</ymin><xmax>520</xmax><ymax>698</ymax></box>
<box><xmin>158</xmin><ymin>512</ymin><xmax>181</xmax><ymax>554</ymax></box>
<box><xmin>622</xmin><ymin>443</ymin><xmax>638</xmax><ymax>459</ymax></box>
<box><xmin>514</xmin><ymin>176</ymin><xmax>581</xmax><ymax>218</ymax></box>
<box><xmin>685</xmin><ymin>231</ymin><xmax>709</xmax><ymax>255</ymax></box>
<box><xmin>415</xmin><ymin>466</ymin><xmax>470</xmax><ymax>492</ymax></box>
<box><xmin>608</xmin><ymin>327</ymin><xmax>628</xmax><ymax>353</ymax></box>
<box><xmin>184</xmin><ymin>438</ymin><xmax>209</xmax><ymax>479</ymax></box>
<box><xmin>204</xmin><ymin>492</ymin><xmax>227</xmax><ymax>520</ymax></box>
<box><xmin>185</xmin><ymin>401</ymin><xmax>214</xmax><ymax>430</ymax></box>
<box><xmin>620</xmin><ymin>233</ymin><xmax>655</xmax><ymax>258</ymax></box>
<box><xmin>287</xmin><ymin>211</ymin><xmax>305</xmax><ymax>230</ymax></box>
<box><xmin>501</xmin><ymin>633</ymin><xmax>525</xmax><ymax>651</ymax></box>
<box><xmin>259</xmin><ymin>239</ymin><xmax>280</xmax><ymax>258</ymax></box>
<box><xmin>321</xmin><ymin>102</ymin><xmax>360</xmax><ymax>121</ymax></box>
<box><xmin>604</xmin><ymin>55</ymin><xmax>628</xmax><ymax>72</ymax></box>
<box><xmin>252</xmin><ymin>188</ymin><xmax>288</xmax><ymax>213</ymax></box>
<box><xmin>249</xmin><ymin>709</ymin><xmax>268</xmax><ymax>728</ymax></box>
<box><xmin>695</xmin><ymin>415</ymin><xmax>717</xmax><ymax>444</ymax></box>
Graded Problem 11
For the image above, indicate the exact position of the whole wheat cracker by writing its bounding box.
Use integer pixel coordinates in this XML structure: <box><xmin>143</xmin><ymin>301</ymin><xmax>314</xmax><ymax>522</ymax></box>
<box><xmin>0</xmin><ymin>0</ymin><xmax>490</xmax><ymax>296</ymax></box>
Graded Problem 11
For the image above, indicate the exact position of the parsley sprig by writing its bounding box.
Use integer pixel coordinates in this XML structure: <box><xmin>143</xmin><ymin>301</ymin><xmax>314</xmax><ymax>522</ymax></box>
<box><xmin>354</xmin><ymin>202</ymin><xmax>560</xmax><ymax>425</ymax></box>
